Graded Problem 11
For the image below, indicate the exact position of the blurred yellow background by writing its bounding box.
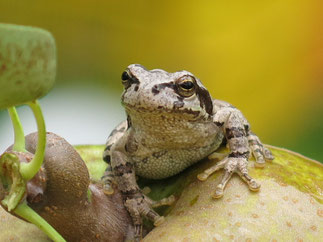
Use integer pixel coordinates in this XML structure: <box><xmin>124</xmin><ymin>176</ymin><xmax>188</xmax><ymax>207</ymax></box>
<box><xmin>0</xmin><ymin>0</ymin><xmax>322</xmax><ymax>161</ymax></box>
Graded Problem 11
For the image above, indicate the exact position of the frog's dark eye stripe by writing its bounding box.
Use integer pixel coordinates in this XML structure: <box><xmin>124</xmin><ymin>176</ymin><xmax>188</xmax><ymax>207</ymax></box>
<box><xmin>195</xmin><ymin>85</ymin><xmax>213</xmax><ymax>116</ymax></box>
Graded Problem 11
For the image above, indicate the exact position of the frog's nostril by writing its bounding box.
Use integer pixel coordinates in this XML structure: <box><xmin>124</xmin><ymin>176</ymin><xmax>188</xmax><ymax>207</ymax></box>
<box><xmin>152</xmin><ymin>85</ymin><xmax>160</xmax><ymax>95</ymax></box>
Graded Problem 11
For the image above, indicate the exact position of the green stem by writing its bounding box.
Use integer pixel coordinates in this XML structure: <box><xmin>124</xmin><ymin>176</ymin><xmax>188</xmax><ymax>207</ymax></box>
<box><xmin>14</xmin><ymin>202</ymin><xmax>66</xmax><ymax>242</ymax></box>
<box><xmin>7</xmin><ymin>107</ymin><xmax>26</xmax><ymax>152</ymax></box>
<box><xmin>19</xmin><ymin>100</ymin><xmax>46</xmax><ymax>181</ymax></box>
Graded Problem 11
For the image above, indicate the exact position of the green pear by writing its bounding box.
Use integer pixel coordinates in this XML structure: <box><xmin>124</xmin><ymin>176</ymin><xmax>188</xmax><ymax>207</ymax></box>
<box><xmin>0</xmin><ymin>145</ymin><xmax>322</xmax><ymax>241</ymax></box>
<box><xmin>0</xmin><ymin>23</ymin><xmax>56</xmax><ymax>109</ymax></box>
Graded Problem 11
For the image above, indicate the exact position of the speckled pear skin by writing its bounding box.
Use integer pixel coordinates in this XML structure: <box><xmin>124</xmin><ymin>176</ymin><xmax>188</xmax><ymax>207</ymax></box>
<box><xmin>143</xmin><ymin>146</ymin><xmax>323</xmax><ymax>241</ymax></box>
<box><xmin>0</xmin><ymin>23</ymin><xmax>56</xmax><ymax>109</ymax></box>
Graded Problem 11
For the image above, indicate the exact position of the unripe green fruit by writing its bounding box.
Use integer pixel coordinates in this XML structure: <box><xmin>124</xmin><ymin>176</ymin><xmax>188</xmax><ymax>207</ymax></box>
<box><xmin>144</xmin><ymin>146</ymin><xmax>323</xmax><ymax>241</ymax></box>
<box><xmin>1</xmin><ymin>145</ymin><xmax>322</xmax><ymax>241</ymax></box>
<box><xmin>0</xmin><ymin>23</ymin><xmax>56</xmax><ymax>109</ymax></box>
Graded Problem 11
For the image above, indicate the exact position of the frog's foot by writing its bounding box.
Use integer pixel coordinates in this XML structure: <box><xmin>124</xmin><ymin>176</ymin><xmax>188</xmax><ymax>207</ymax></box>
<box><xmin>125</xmin><ymin>195</ymin><xmax>167</xmax><ymax>241</ymax></box>
<box><xmin>198</xmin><ymin>157</ymin><xmax>260</xmax><ymax>198</ymax></box>
<box><xmin>248</xmin><ymin>132</ymin><xmax>274</xmax><ymax>168</ymax></box>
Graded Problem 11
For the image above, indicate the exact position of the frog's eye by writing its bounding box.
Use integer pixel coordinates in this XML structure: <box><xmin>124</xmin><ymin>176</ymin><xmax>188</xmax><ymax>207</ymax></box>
<box><xmin>179</xmin><ymin>81</ymin><xmax>194</xmax><ymax>90</ymax></box>
<box><xmin>121</xmin><ymin>70</ymin><xmax>130</xmax><ymax>81</ymax></box>
<box><xmin>121</xmin><ymin>70</ymin><xmax>132</xmax><ymax>88</ymax></box>
<box><xmin>121</xmin><ymin>69</ymin><xmax>140</xmax><ymax>89</ymax></box>
<box><xmin>176</xmin><ymin>75</ymin><xmax>196</xmax><ymax>97</ymax></box>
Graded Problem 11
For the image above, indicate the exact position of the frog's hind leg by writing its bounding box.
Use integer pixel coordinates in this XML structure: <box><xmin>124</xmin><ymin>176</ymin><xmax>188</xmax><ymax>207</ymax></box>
<box><xmin>247</xmin><ymin>131</ymin><xmax>274</xmax><ymax>168</ymax></box>
<box><xmin>102</xmin><ymin>145</ymin><xmax>116</xmax><ymax>194</ymax></box>
<box><xmin>101</xmin><ymin>120</ymin><xmax>128</xmax><ymax>195</ymax></box>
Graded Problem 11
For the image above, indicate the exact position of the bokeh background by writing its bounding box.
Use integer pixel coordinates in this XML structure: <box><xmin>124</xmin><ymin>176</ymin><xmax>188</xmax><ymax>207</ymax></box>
<box><xmin>0</xmin><ymin>0</ymin><xmax>322</xmax><ymax>161</ymax></box>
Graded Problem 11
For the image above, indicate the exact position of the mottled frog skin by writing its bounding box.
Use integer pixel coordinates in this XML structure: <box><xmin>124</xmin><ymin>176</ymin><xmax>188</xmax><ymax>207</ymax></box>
<box><xmin>101</xmin><ymin>64</ymin><xmax>274</xmax><ymax>240</ymax></box>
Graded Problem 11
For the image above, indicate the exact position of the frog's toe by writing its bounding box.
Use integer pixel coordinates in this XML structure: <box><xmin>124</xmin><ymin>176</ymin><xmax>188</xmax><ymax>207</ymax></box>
<box><xmin>254</xmin><ymin>146</ymin><xmax>274</xmax><ymax>167</ymax></box>
<box><xmin>197</xmin><ymin>172</ymin><xmax>209</xmax><ymax>181</ymax></box>
<box><xmin>101</xmin><ymin>169</ymin><xmax>115</xmax><ymax>195</ymax></box>
<box><xmin>212</xmin><ymin>169</ymin><xmax>233</xmax><ymax>199</ymax></box>
<box><xmin>153</xmin><ymin>216</ymin><xmax>165</xmax><ymax>226</ymax></box>
<box><xmin>264</xmin><ymin>146</ymin><xmax>274</xmax><ymax>160</ymax></box>
<box><xmin>213</xmin><ymin>184</ymin><xmax>224</xmax><ymax>199</ymax></box>
<box><xmin>103</xmin><ymin>184</ymin><xmax>114</xmax><ymax>195</ymax></box>
<box><xmin>150</xmin><ymin>195</ymin><xmax>176</xmax><ymax>208</ymax></box>
<box><xmin>125</xmin><ymin>194</ymin><xmax>167</xmax><ymax>239</ymax></box>
<box><xmin>124</xmin><ymin>200</ymin><xmax>143</xmax><ymax>240</ymax></box>
<box><xmin>144</xmin><ymin>193</ymin><xmax>175</xmax><ymax>208</ymax></box>
<box><xmin>134</xmin><ymin>224</ymin><xmax>142</xmax><ymax>242</ymax></box>
<box><xmin>146</xmin><ymin>209</ymin><xmax>163</xmax><ymax>225</ymax></box>
<box><xmin>197</xmin><ymin>158</ymin><xmax>228</xmax><ymax>181</ymax></box>
<box><xmin>248</xmin><ymin>132</ymin><xmax>273</xmax><ymax>167</ymax></box>
<box><xmin>254</xmin><ymin>157</ymin><xmax>266</xmax><ymax>168</ymax></box>
<box><xmin>248</xmin><ymin>179</ymin><xmax>261</xmax><ymax>191</ymax></box>
<box><xmin>237</xmin><ymin>169</ymin><xmax>261</xmax><ymax>192</ymax></box>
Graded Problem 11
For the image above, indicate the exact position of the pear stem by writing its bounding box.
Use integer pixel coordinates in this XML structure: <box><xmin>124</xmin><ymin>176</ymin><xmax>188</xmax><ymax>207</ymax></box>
<box><xmin>7</xmin><ymin>107</ymin><xmax>26</xmax><ymax>152</ymax></box>
<box><xmin>19</xmin><ymin>100</ymin><xmax>46</xmax><ymax>181</ymax></box>
<box><xmin>14</xmin><ymin>202</ymin><xmax>66</xmax><ymax>242</ymax></box>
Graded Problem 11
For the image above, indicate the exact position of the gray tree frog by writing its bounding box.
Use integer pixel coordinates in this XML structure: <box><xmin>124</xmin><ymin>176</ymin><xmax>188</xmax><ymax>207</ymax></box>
<box><xmin>101</xmin><ymin>64</ymin><xmax>274</xmax><ymax>240</ymax></box>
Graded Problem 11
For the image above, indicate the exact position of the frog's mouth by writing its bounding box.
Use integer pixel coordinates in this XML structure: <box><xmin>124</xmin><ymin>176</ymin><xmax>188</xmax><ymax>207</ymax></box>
<box><xmin>122</xmin><ymin>101</ymin><xmax>208</xmax><ymax>121</ymax></box>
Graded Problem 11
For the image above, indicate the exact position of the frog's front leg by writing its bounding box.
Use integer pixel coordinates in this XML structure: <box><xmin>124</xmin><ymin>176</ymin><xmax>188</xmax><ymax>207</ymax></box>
<box><xmin>198</xmin><ymin>107</ymin><xmax>273</xmax><ymax>198</ymax></box>
<box><xmin>111</xmin><ymin>142</ymin><xmax>170</xmax><ymax>241</ymax></box>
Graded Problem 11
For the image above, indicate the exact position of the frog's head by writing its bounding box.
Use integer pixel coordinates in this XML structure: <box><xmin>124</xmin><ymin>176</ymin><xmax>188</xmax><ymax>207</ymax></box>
<box><xmin>120</xmin><ymin>64</ymin><xmax>213</xmax><ymax>120</ymax></box>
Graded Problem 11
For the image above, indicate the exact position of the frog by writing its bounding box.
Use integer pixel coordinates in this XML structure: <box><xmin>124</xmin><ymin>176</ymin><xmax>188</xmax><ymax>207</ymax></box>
<box><xmin>101</xmin><ymin>64</ymin><xmax>274</xmax><ymax>240</ymax></box>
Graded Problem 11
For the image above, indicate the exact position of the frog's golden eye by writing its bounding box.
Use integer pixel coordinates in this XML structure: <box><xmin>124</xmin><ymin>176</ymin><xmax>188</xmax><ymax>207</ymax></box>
<box><xmin>176</xmin><ymin>75</ymin><xmax>196</xmax><ymax>97</ymax></box>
